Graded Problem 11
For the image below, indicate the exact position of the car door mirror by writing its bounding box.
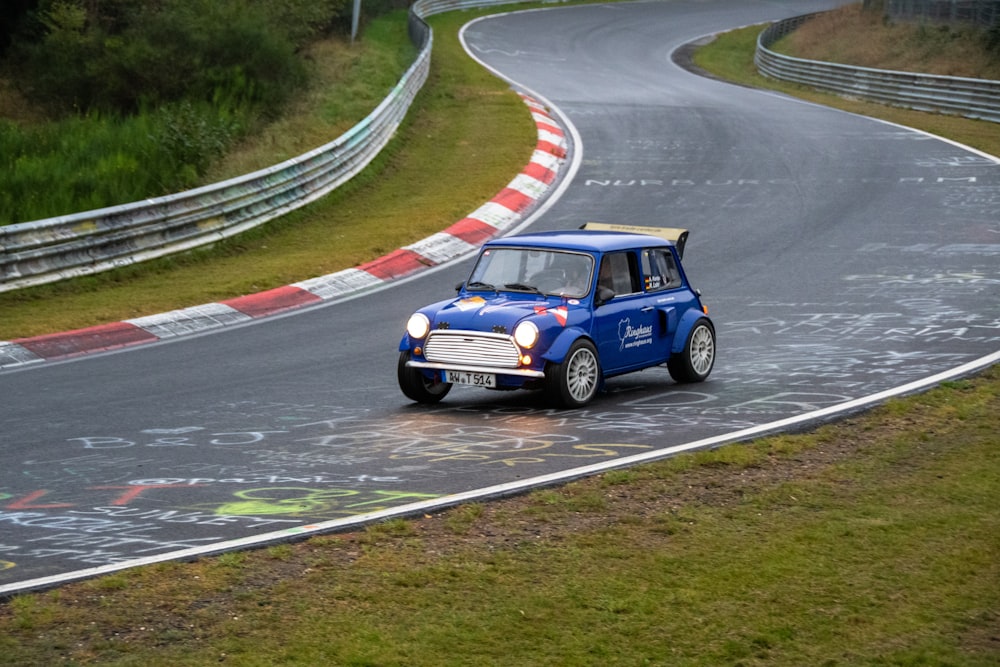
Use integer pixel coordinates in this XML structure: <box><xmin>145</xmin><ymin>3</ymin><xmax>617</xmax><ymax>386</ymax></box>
<box><xmin>455</xmin><ymin>281</ymin><xmax>465</xmax><ymax>292</ymax></box>
<box><xmin>595</xmin><ymin>285</ymin><xmax>615</xmax><ymax>307</ymax></box>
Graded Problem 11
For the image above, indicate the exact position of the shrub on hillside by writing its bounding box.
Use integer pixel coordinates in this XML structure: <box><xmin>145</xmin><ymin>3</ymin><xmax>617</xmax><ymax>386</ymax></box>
<box><xmin>0</xmin><ymin>0</ymin><xmax>367</xmax><ymax>225</ymax></box>
<box><xmin>985</xmin><ymin>24</ymin><xmax>1000</xmax><ymax>56</ymax></box>
<box><xmin>153</xmin><ymin>100</ymin><xmax>245</xmax><ymax>184</ymax></box>
<box><xmin>9</xmin><ymin>0</ymin><xmax>348</xmax><ymax>116</ymax></box>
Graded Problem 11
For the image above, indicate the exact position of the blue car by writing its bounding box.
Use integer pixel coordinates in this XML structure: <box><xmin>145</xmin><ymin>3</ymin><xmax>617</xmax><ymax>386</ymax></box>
<box><xmin>398</xmin><ymin>223</ymin><xmax>715</xmax><ymax>407</ymax></box>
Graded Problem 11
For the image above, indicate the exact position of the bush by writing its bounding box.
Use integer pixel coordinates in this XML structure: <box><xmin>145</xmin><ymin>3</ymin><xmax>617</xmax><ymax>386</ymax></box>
<box><xmin>9</xmin><ymin>0</ymin><xmax>350</xmax><ymax>116</ymax></box>
<box><xmin>153</xmin><ymin>101</ymin><xmax>245</xmax><ymax>180</ymax></box>
<box><xmin>0</xmin><ymin>0</ymin><xmax>396</xmax><ymax>224</ymax></box>
<box><xmin>984</xmin><ymin>25</ymin><xmax>1000</xmax><ymax>56</ymax></box>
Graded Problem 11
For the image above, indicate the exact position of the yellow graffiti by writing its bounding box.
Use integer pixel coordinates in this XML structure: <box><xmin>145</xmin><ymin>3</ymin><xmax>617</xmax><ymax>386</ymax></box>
<box><xmin>550</xmin><ymin>443</ymin><xmax>654</xmax><ymax>458</ymax></box>
<box><xmin>215</xmin><ymin>487</ymin><xmax>439</xmax><ymax>518</ymax></box>
<box><xmin>486</xmin><ymin>457</ymin><xmax>548</xmax><ymax>467</ymax></box>
<box><xmin>388</xmin><ymin>439</ymin><xmax>556</xmax><ymax>462</ymax></box>
<box><xmin>1</xmin><ymin>560</ymin><xmax>15</xmax><ymax>571</ymax></box>
<box><xmin>482</xmin><ymin>444</ymin><xmax>654</xmax><ymax>466</ymax></box>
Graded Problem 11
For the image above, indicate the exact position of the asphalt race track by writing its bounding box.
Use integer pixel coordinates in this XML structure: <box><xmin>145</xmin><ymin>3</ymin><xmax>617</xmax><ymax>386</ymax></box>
<box><xmin>2</xmin><ymin>0</ymin><xmax>998</xmax><ymax>594</ymax></box>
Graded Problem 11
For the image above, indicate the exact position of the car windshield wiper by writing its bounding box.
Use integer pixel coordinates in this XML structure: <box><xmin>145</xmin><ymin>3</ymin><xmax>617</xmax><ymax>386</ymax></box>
<box><xmin>466</xmin><ymin>281</ymin><xmax>496</xmax><ymax>291</ymax></box>
<box><xmin>503</xmin><ymin>282</ymin><xmax>543</xmax><ymax>294</ymax></box>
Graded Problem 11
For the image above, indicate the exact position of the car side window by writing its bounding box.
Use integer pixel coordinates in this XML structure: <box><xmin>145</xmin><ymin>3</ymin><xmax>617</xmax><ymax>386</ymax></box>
<box><xmin>598</xmin><ymin>251</ymin><xmax>640</xmax><ymax>297</ymax></box>
<box><xmin>641</xmin><ymin>248</ymin><xmax>680</xmax><ymax>292</ymax></box>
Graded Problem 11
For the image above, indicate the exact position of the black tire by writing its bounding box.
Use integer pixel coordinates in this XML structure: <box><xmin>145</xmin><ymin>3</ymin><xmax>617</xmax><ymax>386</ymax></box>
<box><xmin>667</xmin><ymin>319</ymin><xmax>715</xmax><ymax>383</ymax></box>
<box><xmin>545</xmin><ymin>339</ymin><xmax>600</xmax><ymax>408</ymax></box>
<box><xmin>398</xmin><ymin>351</ymin><xmax>451</xmax><ymax>404</ymax></box>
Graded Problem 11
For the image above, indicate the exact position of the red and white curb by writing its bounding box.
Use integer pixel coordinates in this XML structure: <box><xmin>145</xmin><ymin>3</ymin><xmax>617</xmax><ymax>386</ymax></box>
<box><xmin>0</xmin><ymin>93</ymin><xmax>568</xmax><ymax>370</ymax></box>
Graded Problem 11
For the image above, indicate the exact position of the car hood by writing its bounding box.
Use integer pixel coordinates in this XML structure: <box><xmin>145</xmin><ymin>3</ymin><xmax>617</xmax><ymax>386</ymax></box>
<box><xmin>428</xmin><ymin>294</ymin><xmax>579</xmax><ymax>332</ymax></box>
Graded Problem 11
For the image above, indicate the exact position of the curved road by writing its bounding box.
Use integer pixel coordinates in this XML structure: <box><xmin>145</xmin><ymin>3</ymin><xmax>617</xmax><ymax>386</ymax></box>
<box><xmin>2</xmin><ymin>0</ymin><xmax>998</xmax><ymax>594</ymax></box>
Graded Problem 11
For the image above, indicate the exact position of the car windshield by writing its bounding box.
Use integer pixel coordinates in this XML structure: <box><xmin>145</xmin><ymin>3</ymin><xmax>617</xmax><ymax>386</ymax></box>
<box><xmin>467</xmin><ymin>248</ymin><xmax>594</xmax><ymax>299</ymax></box>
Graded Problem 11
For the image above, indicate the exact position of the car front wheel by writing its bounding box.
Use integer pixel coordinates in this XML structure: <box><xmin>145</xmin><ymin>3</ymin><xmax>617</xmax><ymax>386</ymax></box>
<box><xmin>546</xmin><ymin>339</ymin><xmax>600</xmax><ymax>408</ymax></box>
<box><xmin>667</xmin><ymin>319</ymin><xmax>715</xmax><ymax>383</ymax></box>
<box><xmin>398</xmin><ymin>352</ymin><xmax>452</xmax><ymax>403</ymax></box>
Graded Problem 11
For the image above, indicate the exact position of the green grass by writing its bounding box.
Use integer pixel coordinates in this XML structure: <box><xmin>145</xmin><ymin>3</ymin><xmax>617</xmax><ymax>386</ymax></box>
<box><xmin>0</xmin><ymin>111</ymin><xmax>181</xmax><ymax>224</ymax></box>
<box><xmin>202</xmin><ymin>13</ymin><xmax>421</xmax><ymax>182</ymax></box>
<box><xmin>0</xmin><ymin>6</ymin><xmax>398</xmax><ymax>227</ymax></box>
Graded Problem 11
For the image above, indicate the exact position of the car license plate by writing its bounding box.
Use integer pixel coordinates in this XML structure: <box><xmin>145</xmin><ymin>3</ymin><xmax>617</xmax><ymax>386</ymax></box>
<box><xmin>445</xmin><ymin>370</ymin><xmax>496</xmax><ymax>388</ymax></box>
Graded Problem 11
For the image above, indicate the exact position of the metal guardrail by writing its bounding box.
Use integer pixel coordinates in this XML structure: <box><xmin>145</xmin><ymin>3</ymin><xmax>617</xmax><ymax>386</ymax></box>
<box><xmin>0</xmin><ymin>0</ymin><xmax>534</xmax><ymax>293</ymax></box>
<box><xmin>755</xmin><ymin>12</ymin><xmax>1000</xmax><ymax>123</ymax></box>
<box><xmin>0</xmin><ymin>41</ymin><xmax>431</xmax><ymax>291</ymax></box>
<box><xmin>414</xmin><ymin>0</ymin><xmax>515</xmax><ymax>13</ymax></box>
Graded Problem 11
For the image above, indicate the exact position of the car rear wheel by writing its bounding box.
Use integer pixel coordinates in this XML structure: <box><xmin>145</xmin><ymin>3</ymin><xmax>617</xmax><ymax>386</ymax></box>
<box><xmin>398</xmin><ymin>352</ymin><xmax>452</xmax><ymax>403</ymax></box>
<box><xmin>546</xmin><ymin>339</ymin><xmax>600</xmax><ymax>408</ymax></box>
<box><xmin>667</xmin><ymin>319</ymin><xmax>715</xmax><ymax>383</ymax></box>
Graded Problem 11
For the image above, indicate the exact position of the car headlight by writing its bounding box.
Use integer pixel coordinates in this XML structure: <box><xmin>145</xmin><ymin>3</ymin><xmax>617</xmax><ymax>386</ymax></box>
<box><xmin>513</xmin><ymin>321</ymin><xmax>539</xmax><ymax>349</ymax></box>
<box><xmin>406</xmin><ymin>313</ymin><xmax>431</xmax><ymax>340</ymax></box>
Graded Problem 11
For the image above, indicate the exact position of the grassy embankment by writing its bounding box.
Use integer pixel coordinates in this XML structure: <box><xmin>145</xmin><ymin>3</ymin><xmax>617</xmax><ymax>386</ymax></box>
<box><xmin>692</xmin><ymin>2</ymin><xmax>1000</xmax><ymax>157</ymax></box>
<box><xmin>0</xmin><ymin>5</ymin><xmax>997</xmax><ymax>666</ymax></box>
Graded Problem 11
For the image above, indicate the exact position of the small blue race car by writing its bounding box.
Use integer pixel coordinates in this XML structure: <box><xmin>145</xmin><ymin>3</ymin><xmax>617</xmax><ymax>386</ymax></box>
<box><xmin>398</xmin><ymin>223</ymin><xmax>715</xmax><ymax>407</ymax></box>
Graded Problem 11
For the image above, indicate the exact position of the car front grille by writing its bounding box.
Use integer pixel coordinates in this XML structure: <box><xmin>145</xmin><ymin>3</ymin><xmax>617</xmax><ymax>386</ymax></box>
<box><xmin>424</xmin><ymin>330</ymin><xmax>521</xmax><ymax>368</ymax></box>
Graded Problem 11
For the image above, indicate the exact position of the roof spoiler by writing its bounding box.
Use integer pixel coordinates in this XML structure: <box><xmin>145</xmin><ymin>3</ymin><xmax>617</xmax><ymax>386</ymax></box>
<box><xmin>580</xmin><ymin>222</ymin><xmax>689</xmax><ymax>259</ymax></box>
